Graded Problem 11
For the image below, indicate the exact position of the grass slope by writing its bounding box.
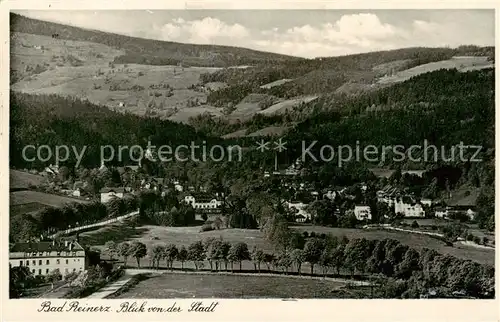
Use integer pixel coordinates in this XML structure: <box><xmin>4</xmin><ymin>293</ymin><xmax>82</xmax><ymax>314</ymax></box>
<box><xmin>10</xmin><ymin>190</ymin><xmax>89</xmax><ymax>208</ymax></box>
<box><xmin>10</xmin><ymin>170</ymin><xmax>47</xmax><ymax>190</ymax></box>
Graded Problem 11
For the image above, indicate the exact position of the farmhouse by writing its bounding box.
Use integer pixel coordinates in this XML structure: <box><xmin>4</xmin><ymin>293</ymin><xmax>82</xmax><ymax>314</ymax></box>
<box><xmin>9</xmin><ymin>240</ymin><xmax>87</xmax><ymax>278</ymax></box>
<box><xmin>100</xmin><ymin>187</ymin><xmax>125</xmax><ymax>203</ymax></box>
<box><xmin>354</xmin><ymin>205</ymin><xmax>372</xmax><ymax>221</ymax></box>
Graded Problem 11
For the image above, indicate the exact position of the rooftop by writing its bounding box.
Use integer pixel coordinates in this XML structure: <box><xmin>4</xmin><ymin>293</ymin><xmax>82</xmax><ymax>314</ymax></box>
<box><xmin>100</xmin><ymin>187</ymin><xmax>125</xmax><ymax>193</ymax></box>
<box><xmin>185</xmin><ymin>192</ymin><xmax>220</xmax><ymax>203</ymax></box>
<box><xmin>10</xmin><ymin>240</ymin><xmax>85</xmax><ymax>254</ymax></box>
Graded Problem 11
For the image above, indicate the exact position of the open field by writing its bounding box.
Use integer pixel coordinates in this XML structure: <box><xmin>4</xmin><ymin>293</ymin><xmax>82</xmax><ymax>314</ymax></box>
<box><xmin>10</xmin><ymin>190</ymin><xmax>89</xmax><ymax>208</ymax></box>
<box><xmin>79</xmin><ymin>221</ymin><xmax>494</xmax><ymax>266</ymax></box>
<box><xmin>10</xmin><ymin>170</ymin><xmax>47</xmax><ymax>190</ymax></box>
<box><xmin>377</xmin><ymin>56</ymin><xmax>493</xmax><ymax>84</ymax></box>
<box><xmin>81</xmin><ymin>224</ymin><xmax>274</xmax><ymax>252</ymax></box>
<box><xmin>114</xmin><ymin>272</ymin><xmax>346</xmax><ymax>298</ymax></box>
<box><xmin>291</xmin><ymin>225</ymin><xmax>494</xmax><ymax>266</ymax></box>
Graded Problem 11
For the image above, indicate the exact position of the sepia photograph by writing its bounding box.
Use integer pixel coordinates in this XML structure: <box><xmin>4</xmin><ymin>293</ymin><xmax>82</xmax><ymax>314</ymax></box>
<box><xmin>6</xmin><ymin>7</ymin><xmax>495</xmax><ymax>303</ymax></box>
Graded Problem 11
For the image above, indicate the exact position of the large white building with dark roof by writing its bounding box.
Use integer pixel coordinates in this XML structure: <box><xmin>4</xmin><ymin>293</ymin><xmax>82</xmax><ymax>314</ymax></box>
<box><xmin>9</xmin><ymin>240</ymin><xmax>87</xmax><ymax>278</ymax></box>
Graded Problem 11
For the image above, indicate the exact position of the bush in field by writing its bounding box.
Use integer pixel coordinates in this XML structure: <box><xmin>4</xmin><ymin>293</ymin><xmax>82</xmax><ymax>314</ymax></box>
<box><xmin>199</xmin><ymin>223</ymin><xmax>214</xmax><ymax>232</ymax></box>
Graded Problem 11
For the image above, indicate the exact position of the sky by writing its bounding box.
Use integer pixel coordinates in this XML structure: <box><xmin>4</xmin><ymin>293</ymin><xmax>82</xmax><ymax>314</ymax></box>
<box><xmin>15</xmin><ymin>10</ymin><xmax>495</xmax><ymax>58</ymax></box>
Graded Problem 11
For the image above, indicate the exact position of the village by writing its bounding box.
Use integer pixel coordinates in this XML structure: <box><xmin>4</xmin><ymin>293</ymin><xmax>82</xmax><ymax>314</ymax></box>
<box><xmin>10</xmin><ymin>150</ymin><xmax>492</xmax><ymax>297</ymax></box>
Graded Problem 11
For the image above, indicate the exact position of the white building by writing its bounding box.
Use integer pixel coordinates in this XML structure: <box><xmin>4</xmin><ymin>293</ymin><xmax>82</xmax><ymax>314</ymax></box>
<box><xmin>324</xmin><ymin>191</ymin><xmax>337</xmax><ymax>200</ymax></box>
<box><xmin>435</xmin><ymin>208</ymin><xmax>448</xmax><ymax>219</ymax></box>
<box><xmin>296</xmin><ymin>214</ymin><xmax>307</xmax><ymax>223</ymax></box>
<box><xmin>354</xmin><ymin>205</ymin><xmax>372</xmax><ymax>221</ymax></box>
<box><xmin>394</xmin><ymin>197</ymin><xmax>425</xmax><ymax>218</ymax></box>
<box><xmin>184</xmin><ymin>194</ymin><xmax>222</xmax><ymax>209</ymax></box>
<box><xmin>421</xmin><ymin>199</ymin><xmax>433</xmax><ymax>207</ymax></box>
<box><xmin>9</xmin><ymin>240</ymin><xmax>87</xmax><ymax>279</ymax></box>
<box><xmin>286</xmin><ymin>201</ymin><xmax>311</xmax><ymax>222</ymax></box>
<box><xmin>100</xmin><ymin>187</ymin><xmax>124</xmax><ymax>203</ymax></box>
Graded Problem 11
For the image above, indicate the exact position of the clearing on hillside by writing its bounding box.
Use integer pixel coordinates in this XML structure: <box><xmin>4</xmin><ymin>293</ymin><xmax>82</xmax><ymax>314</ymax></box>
<box><xmin>377</xmin><ymin>56</ymin><xmax>493</xmax><ymax>84</ymax></box>
<box><xmin>258</xmin><ymin>95</ymin><xmax>319</xmax><ymax>115</ymax></box>
<box><xmin>259</xmin><ymin>78</ymin><xmax>294</xmax><ymax>89</ymax></box>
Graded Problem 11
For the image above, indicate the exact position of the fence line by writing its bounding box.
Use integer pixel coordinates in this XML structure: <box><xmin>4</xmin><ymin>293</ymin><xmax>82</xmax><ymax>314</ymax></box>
<box><xmin>49</xmin><ymin>210</ymin><xmax>140</xmax><ymax>238</ymax></box>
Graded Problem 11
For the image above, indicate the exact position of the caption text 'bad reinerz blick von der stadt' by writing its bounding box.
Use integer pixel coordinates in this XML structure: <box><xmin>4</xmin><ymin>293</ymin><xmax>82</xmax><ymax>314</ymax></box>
<box><xmin>37</xmin><ymin>301</ymin><xmax>219</xmax><ymax>313</ymax></box>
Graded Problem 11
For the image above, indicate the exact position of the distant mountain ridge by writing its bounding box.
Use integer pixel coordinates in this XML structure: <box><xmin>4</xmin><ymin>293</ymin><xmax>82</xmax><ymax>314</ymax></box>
<box><xmin>10</xmin><ymin>13</ymin><xmax>302</xmax><ymax>67</ymax></box>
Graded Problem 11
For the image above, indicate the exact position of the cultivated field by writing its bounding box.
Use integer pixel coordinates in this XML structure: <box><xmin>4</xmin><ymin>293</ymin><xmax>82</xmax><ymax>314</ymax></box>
<box><xmin>114</xmin><ymin>273</ymin><xmax>346</xmax><ymax>298</ymax></box>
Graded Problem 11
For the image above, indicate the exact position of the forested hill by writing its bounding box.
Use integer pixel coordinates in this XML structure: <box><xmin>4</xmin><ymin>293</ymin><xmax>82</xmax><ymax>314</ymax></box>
<box><xmin>276</xmin><ymin>68</ymin><xmax>495</xmax><ymax>168</ymax></box>
<box><xmin>10</xmin><ymin>13</ymin><xmax>301</xmax><ymax>67</ymax></box>
<box><xmin>9</xmin><ymin>93</ymin><xmax>211</xmax><ymax>169</ymax></box>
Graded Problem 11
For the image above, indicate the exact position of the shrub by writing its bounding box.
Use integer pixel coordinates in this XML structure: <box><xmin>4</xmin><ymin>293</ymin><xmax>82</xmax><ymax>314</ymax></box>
<box><xmin>411</xmin><ymin>220</ymin><xmax>419</xmax><ymax>228</ymax></box>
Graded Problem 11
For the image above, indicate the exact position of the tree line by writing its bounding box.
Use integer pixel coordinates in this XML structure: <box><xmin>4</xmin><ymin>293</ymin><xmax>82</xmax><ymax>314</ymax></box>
<box><xmin>103</xmin><ymin>229</ymin><xmax>494</xmax><ymax>299</ymax></box>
